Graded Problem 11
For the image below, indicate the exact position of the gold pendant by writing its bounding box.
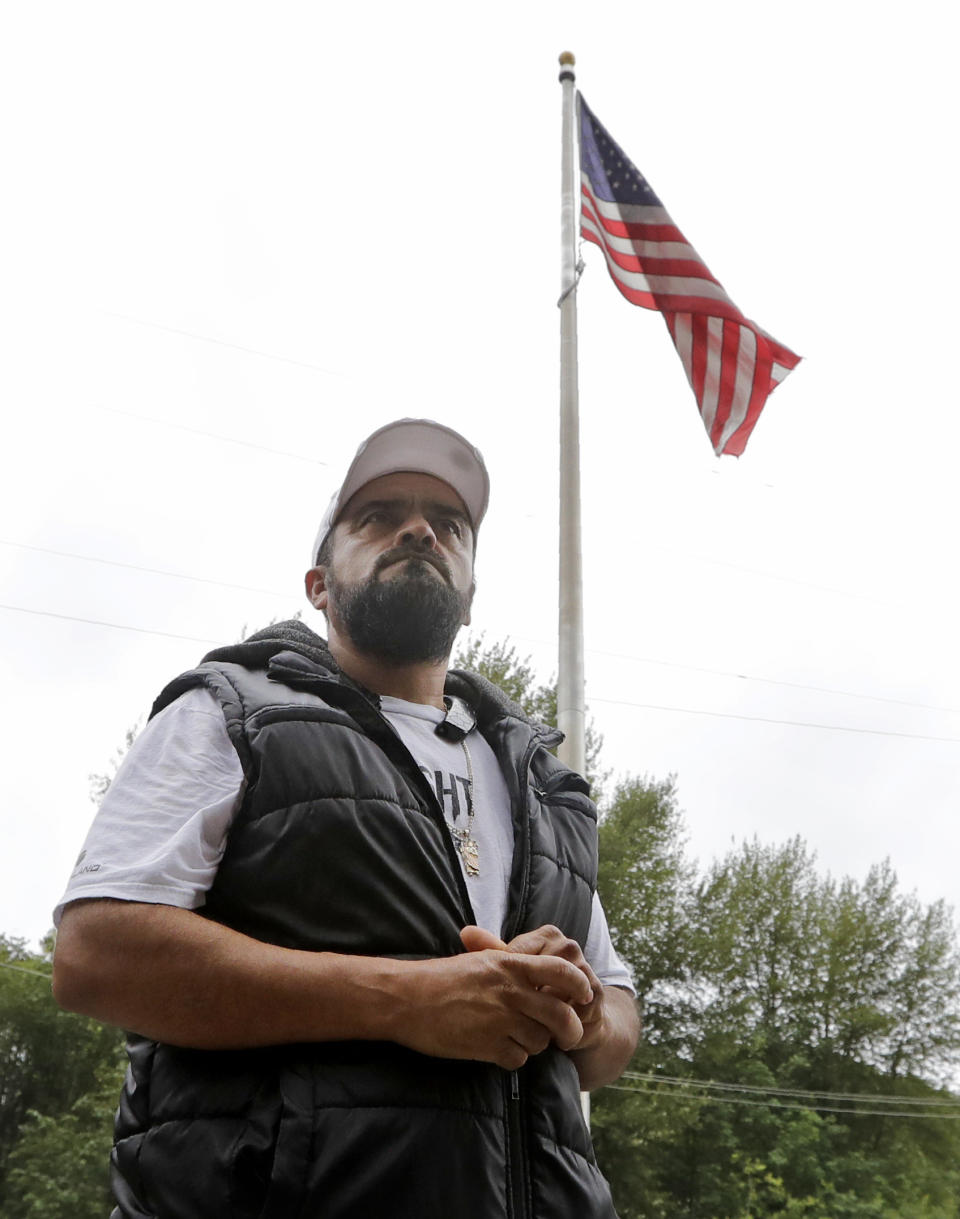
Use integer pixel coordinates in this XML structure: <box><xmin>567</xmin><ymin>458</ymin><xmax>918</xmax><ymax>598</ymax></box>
<box><xmin>461</xmin><ymin>837</ymin><xmax>480</xmax><ymax>877</ymax></box>
<box><xmin>452</xmin><ymin>828</ymin><xmax>480</xmax><ymax>877</ymax></box>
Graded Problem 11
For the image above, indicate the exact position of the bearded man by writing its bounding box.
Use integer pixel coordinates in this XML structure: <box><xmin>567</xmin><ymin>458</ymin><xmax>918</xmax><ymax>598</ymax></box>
<box><xmin>53</xmin><ymin>419</ymin><xmax>639</xmax><ymax>1219</ymax></box>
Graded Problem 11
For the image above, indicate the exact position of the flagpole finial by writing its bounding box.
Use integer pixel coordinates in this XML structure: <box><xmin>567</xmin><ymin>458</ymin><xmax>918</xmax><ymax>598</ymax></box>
<box><xmin>558</xmin><ymin>51</ymin><xmax>576</xmax><ymax>83</ymax></box>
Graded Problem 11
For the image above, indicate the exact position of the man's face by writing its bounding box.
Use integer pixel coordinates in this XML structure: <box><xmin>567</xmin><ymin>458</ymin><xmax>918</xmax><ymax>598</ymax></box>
<box><xmin>308</xmin><ymin>472</ymin><xmax>475</xmax><ymax>666</ymax></box>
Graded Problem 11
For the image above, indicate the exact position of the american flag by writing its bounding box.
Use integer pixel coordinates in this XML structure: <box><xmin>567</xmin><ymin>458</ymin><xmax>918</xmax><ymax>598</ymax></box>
<box><xmin>578</xmin><ymin>93</ymin><xmax>800</xmax><ymax>457</ymax></box>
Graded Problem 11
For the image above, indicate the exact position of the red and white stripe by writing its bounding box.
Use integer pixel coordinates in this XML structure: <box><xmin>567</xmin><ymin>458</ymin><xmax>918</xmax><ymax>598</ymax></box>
<box><xmin>581</xmin><ymin>176</ymin><xmax>800</xmax><ymax>457</ymax></box>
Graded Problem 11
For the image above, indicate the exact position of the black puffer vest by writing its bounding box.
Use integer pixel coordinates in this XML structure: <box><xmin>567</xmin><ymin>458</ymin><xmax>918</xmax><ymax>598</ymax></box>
<box><xmin>111</xmin><ymin>622</ymin><xmax>617</xmax><ymax>1219</ymax></box>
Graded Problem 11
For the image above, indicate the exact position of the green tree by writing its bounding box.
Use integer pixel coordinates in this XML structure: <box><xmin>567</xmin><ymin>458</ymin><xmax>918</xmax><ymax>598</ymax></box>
<box><xmin>0</xmin><ymin>936</ymin><xmax>124</xmax><ymax>1212</ymax></box>
<box><xmin>649</xmin><ymin>839</ymin><xmax>960</xmax><ymax>1219</ymax></box>
<box><xmin>694</xmin><ymin>837</ymin><xmax>822</xmax><ymax>1063</ymax></box>
<box><xmin>588</xmin><ymin>776</ymin><xmax>701</xmax><ymax>1218</ymax></box>
<box><xmin>454</xmin><ymin>633</ymin><xmax>608</xmax><ymax>795</ymax></box>
<box><xmin>2</xmin><ymin>1060</ymin><xmax>124</xmax><ymax>1219</ymax></box>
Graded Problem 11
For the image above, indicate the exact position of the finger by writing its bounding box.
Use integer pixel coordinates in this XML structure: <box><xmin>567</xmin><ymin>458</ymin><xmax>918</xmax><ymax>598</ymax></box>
<box><xmin>516</xmin><ymin>988</ymin><xmax>585</xmax><ymax>1052</ymax></box>
<box><xmin>497</xmin><ymin>1041</ymin><xmax>529</xmax><ymax>1071</ymax></box>
<box><xmin>506</xmin><ymin>926</ymin><xmax>572</xmax><ymax>955</ymax></box>
<box><xmin>506</xmin><ymin>1013</ymin><xmax>554</xmax><ymax>1057</ymax></box>
<box><xmin>575</xmin><ymin>989</ymin><xmax>605</xmax><ymax>1026</ymax></box>
<box><xmin>460</xmin><ymin>925</ymin><xmax>508</xmax><ymax>953</ymax></box>
<box><xmin>512</xmin><ymin>954</ymin><xmax>593</xmax><ymax>1006</ymax></box>
<box><xmin>579</xmin><ymin>959</ymin><xmax>603</xmax><ymax>994</ymax></box>
<box><xmin>507</xmin><ymin>925</ymin><xmax>582</xmax><ymax>962</ymax></box>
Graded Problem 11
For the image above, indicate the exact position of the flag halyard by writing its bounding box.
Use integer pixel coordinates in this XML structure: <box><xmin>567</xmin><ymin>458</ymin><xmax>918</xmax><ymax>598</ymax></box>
<box><xmin>578</xmin><ymin>93</ymin><xmax>800</xmax><ymax>457</ymax></box>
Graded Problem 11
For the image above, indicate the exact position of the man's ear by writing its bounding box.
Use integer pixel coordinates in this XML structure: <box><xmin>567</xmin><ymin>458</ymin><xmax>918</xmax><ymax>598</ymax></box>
<box><xmin>304</xmin><ymin>567</ymin><xmax>329</xmax><ymax>613</ymax></box>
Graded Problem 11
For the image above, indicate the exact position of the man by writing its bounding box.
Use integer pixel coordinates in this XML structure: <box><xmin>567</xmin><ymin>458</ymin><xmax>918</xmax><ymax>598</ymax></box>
<box><xmin>54</xmin><ymin>419</ymin><xmax>639</xmax><ymax>1218</ymax></box>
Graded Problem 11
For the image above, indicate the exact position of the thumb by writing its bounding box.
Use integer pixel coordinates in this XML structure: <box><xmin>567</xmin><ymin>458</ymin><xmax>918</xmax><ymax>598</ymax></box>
<box><xmin>460</xmin><ymin>925</ymin><xmax>509</xmax><ymax>953</ymax></box>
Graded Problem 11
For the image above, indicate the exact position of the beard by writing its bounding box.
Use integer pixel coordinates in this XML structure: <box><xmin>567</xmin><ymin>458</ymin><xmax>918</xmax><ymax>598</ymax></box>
<box><xmin>326</xmin><ymin>554</ymin><xmax>471</xmax><ymax>667</ymax></box>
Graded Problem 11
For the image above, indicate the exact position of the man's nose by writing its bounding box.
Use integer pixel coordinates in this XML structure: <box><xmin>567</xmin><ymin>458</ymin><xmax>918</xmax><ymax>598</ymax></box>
<box><xmin>397</xmin><ymin>513</ymin><xmax>437</xmax><ymax>549</ymax></box>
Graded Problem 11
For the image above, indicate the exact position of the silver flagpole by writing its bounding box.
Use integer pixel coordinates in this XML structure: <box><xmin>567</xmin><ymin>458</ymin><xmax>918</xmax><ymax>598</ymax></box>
<box><xmin>557</xmin><ymin>51</ymin><xmax>584</xmax><ymax>780</ymax></box>
<box><xmin>558</xmin><ymin>50</ymin><xmax>590</xmax><ymax>1127</ymax></box>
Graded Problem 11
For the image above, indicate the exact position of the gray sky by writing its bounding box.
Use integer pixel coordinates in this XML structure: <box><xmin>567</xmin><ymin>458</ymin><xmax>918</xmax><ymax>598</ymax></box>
<box><xmin>2</xmin><ymin>1</ymin><xmax>958</xmax><ymax>946</ymax></box>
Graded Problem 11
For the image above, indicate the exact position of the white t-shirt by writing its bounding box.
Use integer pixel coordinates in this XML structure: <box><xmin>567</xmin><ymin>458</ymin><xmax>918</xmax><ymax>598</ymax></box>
<box><xmin>57</xmin><ymin>687</ymin><xmax>634</xmax><ymax>992</ymax></box>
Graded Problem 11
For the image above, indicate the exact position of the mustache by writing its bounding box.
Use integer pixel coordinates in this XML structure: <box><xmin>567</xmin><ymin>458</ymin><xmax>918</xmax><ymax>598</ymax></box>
<box><xmin>373</xmin><ymin>546</ymin><xmax>452</xmax><ymax>583</ymax></box>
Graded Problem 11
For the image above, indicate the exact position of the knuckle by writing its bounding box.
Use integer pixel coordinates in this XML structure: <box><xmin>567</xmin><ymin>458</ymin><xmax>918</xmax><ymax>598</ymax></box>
<box><xmin>502</xmin><ymin>1044</ymin><xmax>528</xmax><ymax>1070</ymax></box>
<box><xmin>564</xmin><ymin>1004</ymin><xmax>584</xmax><ymax>1034</ymax></box>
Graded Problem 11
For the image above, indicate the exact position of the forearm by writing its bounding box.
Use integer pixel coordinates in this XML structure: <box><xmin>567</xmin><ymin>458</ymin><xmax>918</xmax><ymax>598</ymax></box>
<box><xmin>53</xmin><ymin>899</ymin><xmax>415</xmax><ymax>1049</ymax></box>
<box><xmin>568</xmin><ymin>987</ymin><xmax>640</xmax><ymax>1092</ymax></box>
<box><xmin>53</xmin><ymin>899</ymin><xmax>593</xmax><ymax>1065</ymax></box>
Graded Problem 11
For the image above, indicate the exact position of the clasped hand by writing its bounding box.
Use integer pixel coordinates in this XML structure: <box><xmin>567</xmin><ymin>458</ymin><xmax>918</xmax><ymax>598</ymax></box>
<box><xmin>397</xmin><ymin>923</ymin><xmax>604</xmax><ymax>1071</ymax></box>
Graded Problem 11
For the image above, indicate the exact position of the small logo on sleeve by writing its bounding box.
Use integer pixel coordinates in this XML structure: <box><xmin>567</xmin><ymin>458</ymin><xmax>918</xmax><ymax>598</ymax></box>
<box><xmin>71</xmin><ymin>850</ymin><xmax>102</xmax><ymax>877</ymax></box>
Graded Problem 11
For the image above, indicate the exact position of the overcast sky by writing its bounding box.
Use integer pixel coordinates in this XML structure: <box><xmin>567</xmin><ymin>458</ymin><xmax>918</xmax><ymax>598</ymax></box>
<box><xmin>2</xmin><ymin>1</ymin><xmax>958</xmax><ymax>946</ymax></box>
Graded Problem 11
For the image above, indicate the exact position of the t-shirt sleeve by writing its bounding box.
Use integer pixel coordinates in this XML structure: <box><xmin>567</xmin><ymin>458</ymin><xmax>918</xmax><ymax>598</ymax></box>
<box><xmin>584</xmin><ymin>891</ymin><xmax>636</xmax><ymax>996</ymax></box>
<box><xmin>54</xmin><ymin>686</ymin><xmax>245</xmax><ymax>925</ymax></box>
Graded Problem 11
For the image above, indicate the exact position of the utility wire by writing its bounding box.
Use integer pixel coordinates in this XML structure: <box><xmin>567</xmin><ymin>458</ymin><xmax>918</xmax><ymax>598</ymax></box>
<box><xmin>98</xmin><ymin>404</ymin><xmax>328</xmax><ymax>466</ymax></box>
<box><xmin>0</xmin><ymin>540</ymin><xmax>293</xmax><ymax>600</ymax></box>
<box><xmin>57</xmin><ymin>399</ymin><xmax>954</xmax><ymax>632</ymax></box>
<box><xmin>3</xmin><ymin>604</ymin><xmax>959</xmax><ymax>744</ymax></box>
<box><xmin>105</xmin><ymin>311</ymin><xmax>342</xmax><ymax>377</ymax></box>
<box><xmin>603</xmin><ymin>1081</ymin><xmax>960</xmax><ymax>1119</ymax></box>
<box><xmin>507</xmin><ymin>634</ymin><xmax>960</xmax><ymax>718</ymax></box>
<box><xmin>0</xmin><ymin>604</ymin><xmax>218</xmax><ymax>646</ymax></box>
<box><xmin>3</xmin><ymin>560</ymin><xmax>949</xmax><ymax>720</ymax></box>
<box><xmin>644</xmin><ymin>543</ymin><xmax>951</xmax><ymax>617</ymax></box>
<box><xmin>586</xmin><ymin>696</ymin><xmax>960</xmax><ymax>744</ymax></box>
<box><xmin>0</xmin><ymin>960</ymin><xmax>52</xmax><ymax>981</ymax></box>
<box><xmin>3</xmin><ymin>544</ymin><xmax>954</xmax><ymax>717</ymax></box>
<box><xmin>583</xmin><ymin>648</ymin><xmax>960</xmax><ymax>717</ymax></box>
<box><xmin>621</xmin><ymin>1072</ymin><xmax>960</xmax><ymax>1106</ymax></box>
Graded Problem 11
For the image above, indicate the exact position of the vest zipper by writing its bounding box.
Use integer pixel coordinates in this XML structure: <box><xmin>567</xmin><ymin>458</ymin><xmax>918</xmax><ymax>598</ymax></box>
<box><xmin>506</xmin><ymin>1069</ymin><xmax>529</xmax><ymax>1219</ymax></box>
<box><xmin>500</xmin><ymin>731</ymin><xmax>545</xmax><ymax>1219</ymax></box>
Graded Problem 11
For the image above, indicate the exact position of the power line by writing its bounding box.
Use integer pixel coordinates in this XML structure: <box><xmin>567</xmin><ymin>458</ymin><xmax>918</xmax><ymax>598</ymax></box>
<box><xmin>622</xmin><ymin>1071</ymin><xmax>960</xmax><ymax>1106</ymax></box>
<box><xmin>645</xmin><ymin>543</ymin><xmax>949</xmax><ymax>618</ymax></box>
<box><xmin>508</xmin><ymin>634</ymin><xmax>960</xmax><ymax>718</ymax></box>
<box><xmin>3</xmin><ymin>603</ymin><xmax>959</xmax><ymax>744</ymax></box>
<box><xmin>586</xmin><ymin>695</ymin><xmax>960</xmax><ymax>744</ymax></box>
<box><xmin>98</xmin><ymin>404</ymin><xmax>328</xmax><ymax>466</ymax></box>
<box><xmin>2</xmin><ymin>563</ymin><xmax>949</xmax><ymax>720</ymax></box>
<box><xmin>1</xmin><ymin>547</ymin><xmax>953</xmax><ymax>719</ymax></box>
<box><xmin>0</xmin><ymin>603</ymin><xmax>218</xmax><ymax>646</ymax></box>
<box><xmin>105</xmin><ymin>311</ymin><xmax>342</xmax><ymax>377</ymax></box>
<box><xmin>584</xmin><ymin>648</ymin><xmax>960</xmax><ymax>717</ymax></box>
<box><xmin>603</xmin><ymin>1081</ymin><xmax>960</xmax><ymax>1119</ymax></box>
<box><xmin>0</xmin><ymin>540</ymin><xmax>293</xmax><ymax>600</ymax></box>
<box><xmin>0</xmin><ymin>960</ymin><xmax>52</xmax><ymax>981</ymax></box>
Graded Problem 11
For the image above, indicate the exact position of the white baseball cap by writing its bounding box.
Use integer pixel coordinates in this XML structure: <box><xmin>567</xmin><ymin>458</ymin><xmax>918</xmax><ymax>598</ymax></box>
<box><xmin>310</xmin><ymin>419</ymin><xmax>490</xmax><ymax>564</ymax></box>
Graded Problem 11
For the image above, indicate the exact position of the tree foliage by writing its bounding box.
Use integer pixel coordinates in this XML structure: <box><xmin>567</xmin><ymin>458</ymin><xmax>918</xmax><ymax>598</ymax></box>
<box><xmin>2</xmin><ymin>1061</ymin><xmax>123</xmax><ymax>1219</ymax></box>
<box><xmin>455</xmin><ymin>633</ymin><xmax>608</xmax><ymax>795</ymax></box>
<box><xmin>591</xmin><ymin>799</ymin><xmax>960</xmax><ymax>1219</ymax></box>
<box><xmin>0</xmin><ymin>937</ymin><xmax>125</xmax><ymax>1216</ymax></box>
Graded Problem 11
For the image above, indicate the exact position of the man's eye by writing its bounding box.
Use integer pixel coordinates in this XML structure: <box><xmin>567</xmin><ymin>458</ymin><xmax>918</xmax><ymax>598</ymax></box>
<box><xmin>439</xmin><ymin>519</ymin><xmax>462</xmax><ymax>538</ymax></box>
